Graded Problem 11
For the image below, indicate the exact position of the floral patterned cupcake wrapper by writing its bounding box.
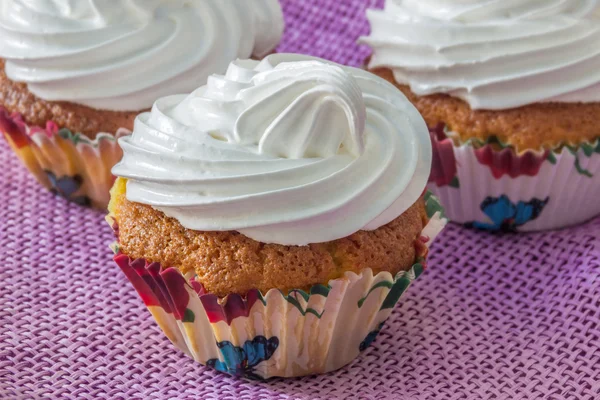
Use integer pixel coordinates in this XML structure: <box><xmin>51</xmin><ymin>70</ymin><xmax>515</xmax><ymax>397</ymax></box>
<box><xmin>0</xmin><ymin>107</ymin><xmax>129</xmax><ymax>209</ymax></box>
<box><xmin>110</xmin><ymin>194</ymin><xmax>446</xmax><ymax>379</ymax></box>
<box><xmin>428</xmin><ymin>124</ymin><xmax>600</xmax><ymax>232</ymax></box>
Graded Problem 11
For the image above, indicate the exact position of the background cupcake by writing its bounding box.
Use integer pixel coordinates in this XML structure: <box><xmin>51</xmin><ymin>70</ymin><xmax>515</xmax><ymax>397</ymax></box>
<box><xmin>360</xmin><ymin>0</ymin><xmax>600</xmax><ymax>232</ymax></box>
<box><xmin>0</xmin><ymin>0</ymin><xmax>283</xmax><ymax>208</ymax></box>
<box><xmin>108</xmin><ymin>54</ymin><xmax>446</xmax><ymax>378</ymax></box>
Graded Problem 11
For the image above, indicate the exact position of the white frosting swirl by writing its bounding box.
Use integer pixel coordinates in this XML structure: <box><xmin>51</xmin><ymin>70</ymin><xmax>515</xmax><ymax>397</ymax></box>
<box><xmin>0</xmin><ymin>0</ymin><xmax>283</xmax><ymax>111</ymax></box>
<box><xmin>361</xmin><ymin>0</ymin><xmax>600</xmax><ymax>109</ymax></box>
<box><xmin>113</xmin><ymin>54</ymin><xmax>431</xmax><ymax>245</ymax></box>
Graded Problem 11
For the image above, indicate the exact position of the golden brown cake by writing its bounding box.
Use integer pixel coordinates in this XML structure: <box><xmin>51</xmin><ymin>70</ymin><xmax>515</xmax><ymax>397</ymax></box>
<box><xmin>110</xmin><ymin>178</ymin><xmax>429</xmax><ymax>297</ymax></box>
<box><xmin>372</xmin><ymin>68</ymin><xmax>600</xmax><ymax>153</ymax></box>
<box><xmin>0</xmin><ymin>60</ymin><xmax>140</xmax><ymax>138</ymax></box>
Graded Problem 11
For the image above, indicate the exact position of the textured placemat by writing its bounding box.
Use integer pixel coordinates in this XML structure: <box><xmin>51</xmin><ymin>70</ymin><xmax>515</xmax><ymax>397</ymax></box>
<box><xmin>1</xmin><ymin>1</ymin><xmax>599</xmax><ymax>399</ymax></box>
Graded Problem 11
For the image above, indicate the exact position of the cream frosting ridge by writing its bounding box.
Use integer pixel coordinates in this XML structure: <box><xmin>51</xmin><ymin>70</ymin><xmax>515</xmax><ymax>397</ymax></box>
<box><xmin>0</xmin><ymin>0</ymin><xmax>284</xmax><ymax>111</ymax></box>
<box><xmin>360</xmin><ymin>0</ymin><xmax>600</xmax><ymax>110</ymax></box>
<box><xmin>113</xmin><ymin>54</ymin><xmax>431</xmax><ymax>245</ymax></box>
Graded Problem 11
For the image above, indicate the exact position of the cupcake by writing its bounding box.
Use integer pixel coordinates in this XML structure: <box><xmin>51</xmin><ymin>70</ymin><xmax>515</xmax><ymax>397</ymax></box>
<box><xmin>107</xmin><ymin>54</ymin><xmax>446</xmax><ymax>378</ymax></box>
<box><xmin>360</xmin><ymin>1</ymin><xmax>600</xmax><ymax>231</ymax></box>
<box><xmin>0</xmin><ymin>0</ymin><xmax>283</xmax><ymax>208</ymax></box>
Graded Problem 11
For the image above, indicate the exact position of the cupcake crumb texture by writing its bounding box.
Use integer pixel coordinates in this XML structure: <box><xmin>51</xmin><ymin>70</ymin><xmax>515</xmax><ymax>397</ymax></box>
<box><xmin>373</xmin><ymin>68</ymin><xmax>600</xmax><ymax>152</ymax></box>
<box><xmin>110</xmin><ymin>179</ymin><xmax>428</xmax><ymax>297</ymax></box>
<box><xmin>0</xmin><ymin>60</ymin><xmax>140</xmax><ymax>138</ymax></box>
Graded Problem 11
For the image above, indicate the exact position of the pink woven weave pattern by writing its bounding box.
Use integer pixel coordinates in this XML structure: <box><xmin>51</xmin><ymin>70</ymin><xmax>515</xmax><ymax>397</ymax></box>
<box><xmin>1</xmin><ymin>0</ymin><xmax>599</xmax><ymax>399</ymax></box>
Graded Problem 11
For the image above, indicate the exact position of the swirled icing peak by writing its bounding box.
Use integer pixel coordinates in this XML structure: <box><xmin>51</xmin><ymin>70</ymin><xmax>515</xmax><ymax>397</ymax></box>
<box><xmin>0</xmin><ymin>0</ymin><xmax>284</xmax><ymax>111</ymax></box>
<box><xmin>113</xmin><ymin>54</ymin><xmax>431</xmax><ymax>245</ymax></box>
<box><xmin>172</xmin><ymin>60</ymin><xmax>366</xmax><ymax>159</ymax></box>
<box><xmin>360</xmin><ymin>0</ymin><xmax>600</xmax><ymax>109</ymax></box>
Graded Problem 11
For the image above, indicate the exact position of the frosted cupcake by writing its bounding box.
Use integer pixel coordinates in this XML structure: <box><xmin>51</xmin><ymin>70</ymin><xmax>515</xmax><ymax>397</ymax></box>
<box><xmin>0</xmin><ymin>0</ymin><xmax>283</xmax><ymax>208</ymax></box>
<box><xmin>107</xmin><ymin>54</ymin><xmax>446</xmax><ymax>378</ymax></box>
<box><xmin>360</xmin><ymin>0</ymin><xmax>600</xmax><ymax>231</ymax></box>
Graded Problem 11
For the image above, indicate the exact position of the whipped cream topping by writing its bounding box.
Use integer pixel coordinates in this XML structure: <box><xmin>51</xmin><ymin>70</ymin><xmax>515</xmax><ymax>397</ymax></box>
<box><xmin>360</xmin><ymin>0</ymin><xmax>600</xmax><ymax>109</ymax></box>
<box><xmin>113</xmin><ymin>54</ymin><xmax>431</xmax><ymax>245</ymax></box>
<box><xmin>0</xmin><ymin>0</ymin><xmax>284</xmax><ymax>111</ymax></box>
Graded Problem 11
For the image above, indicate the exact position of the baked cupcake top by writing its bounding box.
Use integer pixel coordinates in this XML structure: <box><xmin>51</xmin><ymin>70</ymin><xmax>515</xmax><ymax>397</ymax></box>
<box><xmin>360</xmin><ymin>0</ymin><xmax>600</xmax><ymax>110</ymax></box>
<box><xmin>0</xmin><ymin>0</ymin><xmax>283</xmax><ymax>111</ymax></box>
<box><xmin>112</xmin><ymin>54</ymin><xmax>431</xmax><ymax>245</ymax></box>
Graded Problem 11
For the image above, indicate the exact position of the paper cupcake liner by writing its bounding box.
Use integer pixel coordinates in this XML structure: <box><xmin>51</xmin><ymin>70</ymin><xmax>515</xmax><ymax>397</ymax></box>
<box><xmin>109</xmin><ymin>194</ymin><xmax>446</xmax><ymax>379</ymax></box>
<box><xmin>0</xmin><ymin>107</ymin><xmax>129</xmax><ymax>209</ymax></box>
<box><xmin>428</xmin><ymin>124</ymin><xmax>600</xmax><ymax>231</ymax></box>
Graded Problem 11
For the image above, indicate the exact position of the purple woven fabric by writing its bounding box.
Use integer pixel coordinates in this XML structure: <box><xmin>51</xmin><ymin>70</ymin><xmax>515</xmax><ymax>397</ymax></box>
<box><xmin>1</xmin><ymin>1</ymin><xmax>599</xmax><ymax>399</ymax></box>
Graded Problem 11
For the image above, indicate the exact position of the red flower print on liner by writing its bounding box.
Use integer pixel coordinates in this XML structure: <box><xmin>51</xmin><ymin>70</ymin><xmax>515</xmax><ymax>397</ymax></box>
<box><xmin>429</xmin><ymin>123</ymin><xmax>459</xmax><ymax>188</ymax></box>
<box><xmin>199</xmin><ymin>289</ymin><xmax>265</xmax><ymax>325</ymax></box>
<box><xmin>30</xmin><ymin>120</ymin><xmax>59</xmax><ymax>138</ymax></box>
<box><xmin>116</xmin><ymin>253</ymin><xmax>266</xmax><ymax>325</ymax></box>
<box><xmin>162</xmin><ymin>268</ymin><xmax>198</xmax><ymax>322</ymax></box>
<box><xmin>0</xmin><ymin>107</ymin><xmax>30</xmax><ymax>148</ymax></box>
<box><xmin>475</xmin><ymin>145</ymin><xmax>550</xmax><ymax>179</ymax></box>
<box><xmin>114</xmin><ymin>254</ymin><xmax>173</xmax><ymax>312</ymax></box>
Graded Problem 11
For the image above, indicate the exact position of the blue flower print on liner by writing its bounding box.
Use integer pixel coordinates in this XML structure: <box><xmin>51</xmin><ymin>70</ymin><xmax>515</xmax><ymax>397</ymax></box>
<box><xmin>45</xmin><ymin>170</ymin><xmax>91</xmax><ymax>207</ymax></box>
<box><xmin>359</xmin><ymin>322</ymin><xmax>386</xmax><ymax>352</ymax></box>
<box><xmin>467</xmin><ymin>195</ymin><xmax>549</xmax><ymax>232</ymax></box>
<box><xmin>206</xmin><ymin>336</ymin><xmax>279</xmax><ymax>380</ymax></box>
